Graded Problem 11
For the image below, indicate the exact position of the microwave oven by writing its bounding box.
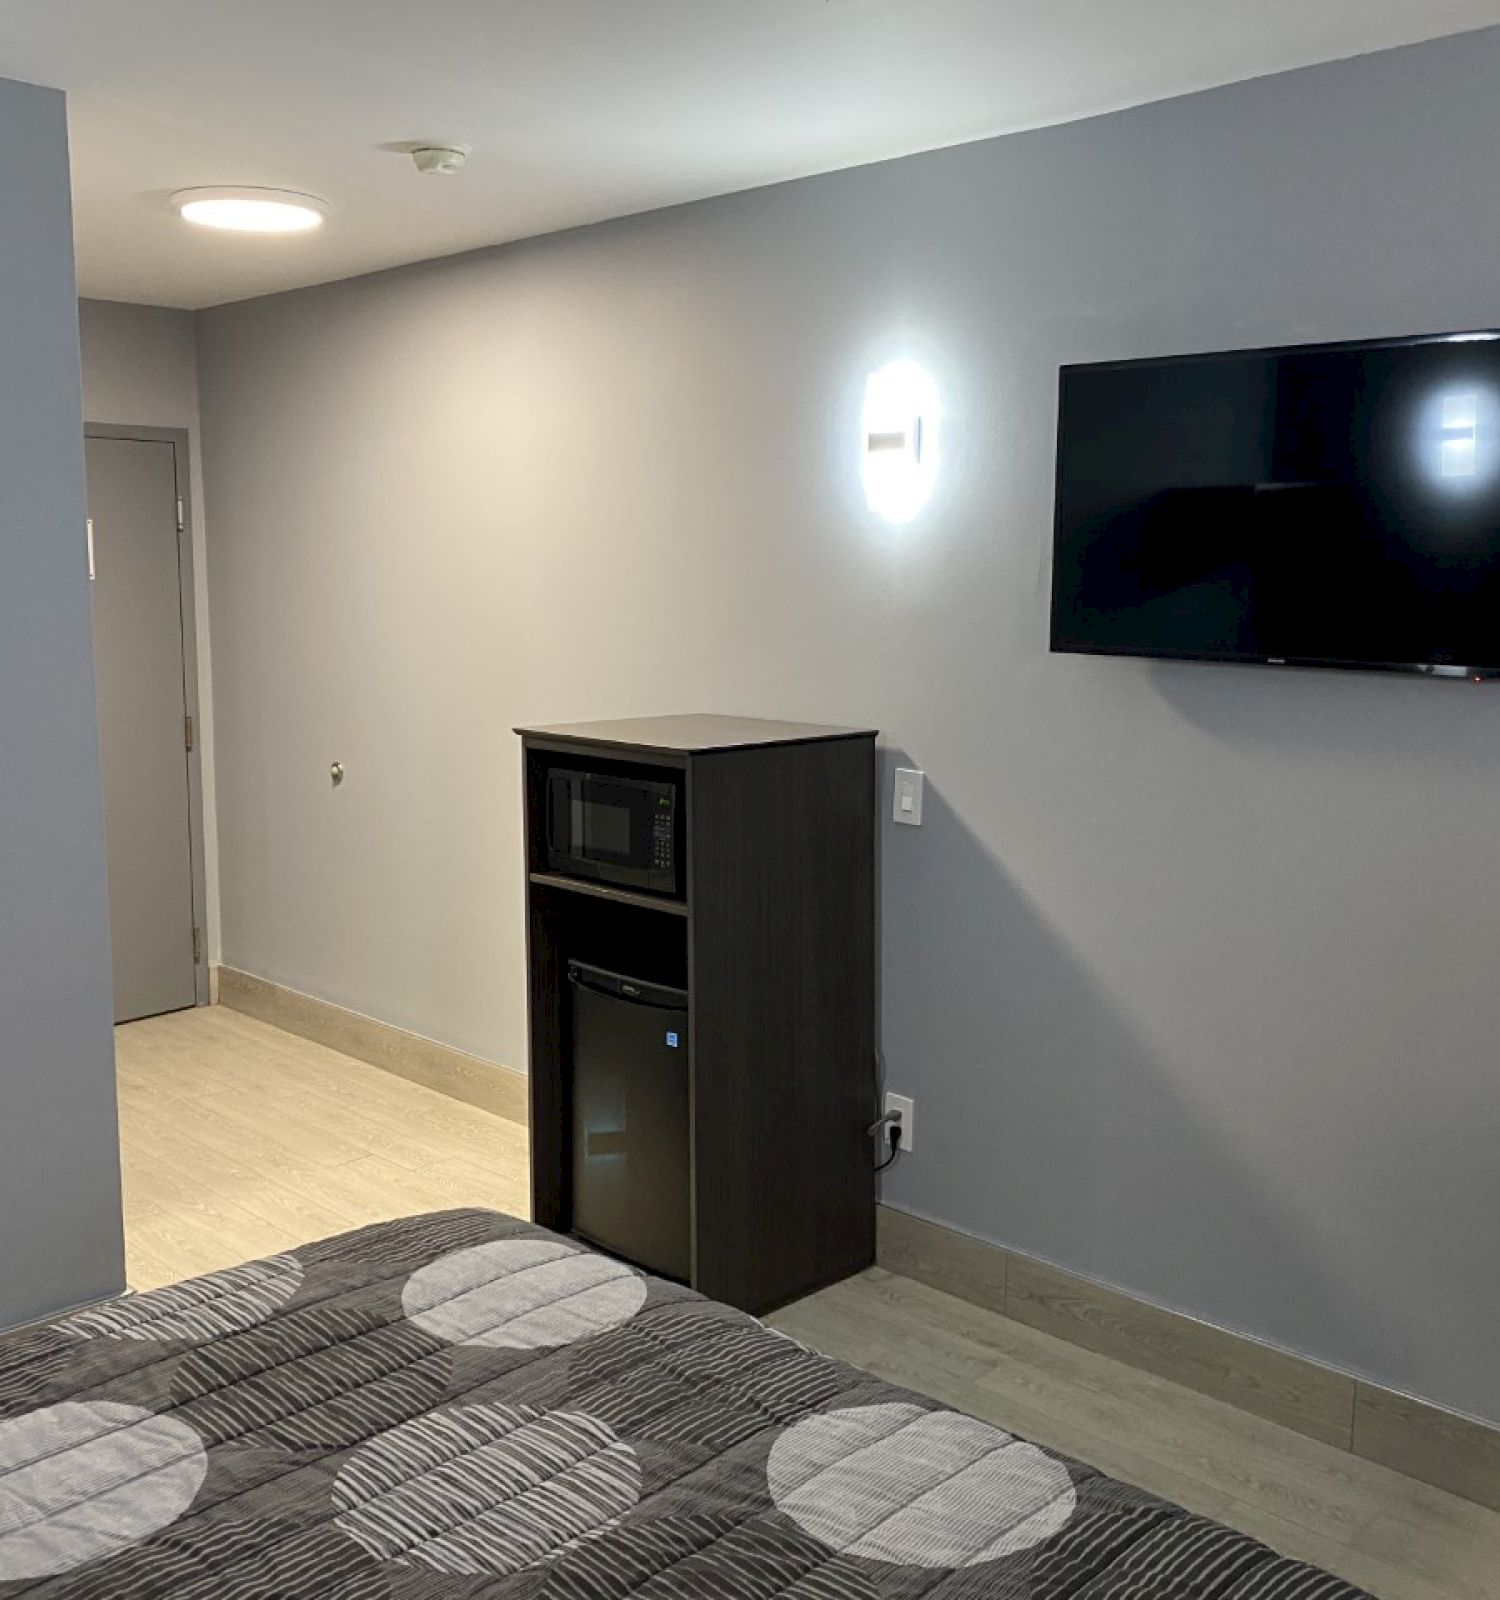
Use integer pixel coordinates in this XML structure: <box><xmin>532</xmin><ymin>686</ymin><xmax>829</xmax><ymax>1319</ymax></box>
<box><xmin>546</xmin><ymin>768</ymin><xmax>680</xmax><ymax>895</ymax></box>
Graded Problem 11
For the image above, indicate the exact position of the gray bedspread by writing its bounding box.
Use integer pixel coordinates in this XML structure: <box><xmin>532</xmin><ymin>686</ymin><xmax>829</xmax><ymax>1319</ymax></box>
<box><xmin>0</xmin><ymin>1208</ymin><xmax>1371</xmax><ymax>1597</ymax></box>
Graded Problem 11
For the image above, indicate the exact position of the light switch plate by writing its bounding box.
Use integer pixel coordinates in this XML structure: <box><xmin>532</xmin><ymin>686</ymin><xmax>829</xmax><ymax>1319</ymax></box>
<box><xmin>893</xmin><ymin>767</ymin><xmax>924</xmax><ymax>826</ymax></box>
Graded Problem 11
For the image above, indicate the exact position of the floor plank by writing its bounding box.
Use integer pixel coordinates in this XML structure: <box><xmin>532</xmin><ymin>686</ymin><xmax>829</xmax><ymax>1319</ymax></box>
<box><xmin>116</xmin><ymin>1006</ymin><xmax>531</xmax><ymax>1289</ymax></box>
<box><xmin>116</xmin><ymin>1006</ymin><xmax>1498</xmax><ymax>1600</ymax></box>
<box><xmin>1005</xmin><ymin>1249</ymin><xmax>1356</xmax><ymax>1447</ymax></box>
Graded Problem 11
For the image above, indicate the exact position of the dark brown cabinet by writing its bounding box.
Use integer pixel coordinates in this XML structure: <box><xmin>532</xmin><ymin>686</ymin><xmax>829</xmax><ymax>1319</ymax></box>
<box><xmin>517</xmin><ymin>714</ymin><xmax>878</xmax><ymax>1314</ymax></box>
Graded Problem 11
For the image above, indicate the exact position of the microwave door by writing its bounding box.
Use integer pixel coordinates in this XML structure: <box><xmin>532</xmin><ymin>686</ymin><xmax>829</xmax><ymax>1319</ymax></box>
<box><xmin>577</xmin><ymin>784</ymin><xmax>635</xmax><ymax>864</ymax></box>
<box><xmin>546</xmin><ymin>769</ymin><xmax>677</xmax><ymax>894</ymax></box>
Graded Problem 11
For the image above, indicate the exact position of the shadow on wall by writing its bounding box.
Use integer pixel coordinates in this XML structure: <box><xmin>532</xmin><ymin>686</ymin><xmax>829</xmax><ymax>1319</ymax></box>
<box><xmin>874</xmin><ymin>746</ymin><xmax>1384</xmax><ymax>1384</ymax></box>
<box><xmin>1147</xmin><ymin>652</ymin><xmax>1500</xmax><ymax>761</ymax></box>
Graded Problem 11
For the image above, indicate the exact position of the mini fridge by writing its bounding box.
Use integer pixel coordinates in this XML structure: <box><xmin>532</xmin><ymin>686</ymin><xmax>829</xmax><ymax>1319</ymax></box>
<box><xmin>567</xmin><ymin>961</ymin><xmax>691</xmax><ymax>1281</ymax></box>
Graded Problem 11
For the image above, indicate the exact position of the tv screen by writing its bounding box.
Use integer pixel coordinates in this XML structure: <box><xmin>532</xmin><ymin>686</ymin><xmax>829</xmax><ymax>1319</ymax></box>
<box><xmin>1051</xmin><ymin>331</ymin><xmax>1500</xmax><ymax>678</ymax></box>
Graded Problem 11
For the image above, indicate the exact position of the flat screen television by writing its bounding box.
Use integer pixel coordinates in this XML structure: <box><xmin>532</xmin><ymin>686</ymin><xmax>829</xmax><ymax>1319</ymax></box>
<box><xmin>1052</xmin><ymin>330</ymin><xmax>1500</xmax><ymax>679</ymax></box>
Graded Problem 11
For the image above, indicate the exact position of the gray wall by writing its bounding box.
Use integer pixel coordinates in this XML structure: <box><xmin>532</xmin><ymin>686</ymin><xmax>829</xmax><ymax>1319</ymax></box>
<box><xmin>77</xmin><ymin>298</ymin><xmax>221</xmax><ymax>962</ymax></box>
<box><xmin>0</xmin><ymin>79</ymin><xmax>125</xmax><ymax>1327</ymax></box>
<box><xmin>199</xmin><ymin>28</ymin><xmax>1500</xmax><ymax>1422</ymax></box>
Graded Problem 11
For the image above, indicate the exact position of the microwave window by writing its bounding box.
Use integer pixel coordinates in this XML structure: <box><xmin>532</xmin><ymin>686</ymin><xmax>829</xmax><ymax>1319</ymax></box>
<box><xmin>577</xmin><ymin>798</ymin><xmax>631</xmax><ymax>858</ymax></box>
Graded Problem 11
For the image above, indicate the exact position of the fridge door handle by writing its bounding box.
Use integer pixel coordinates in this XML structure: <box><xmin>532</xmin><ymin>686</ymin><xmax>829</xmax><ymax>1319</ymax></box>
<box><xmin>566</xmin><ymin>969</ymin><xmax>685</xmax><ymax>1011</ymax></box>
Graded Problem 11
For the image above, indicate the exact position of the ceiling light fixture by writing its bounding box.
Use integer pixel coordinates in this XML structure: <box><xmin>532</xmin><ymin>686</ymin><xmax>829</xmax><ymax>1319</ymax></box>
<box><xmin>171</xmin><ymin>186</ymin><xmax>329</xmax><ymax>234</ymax></box>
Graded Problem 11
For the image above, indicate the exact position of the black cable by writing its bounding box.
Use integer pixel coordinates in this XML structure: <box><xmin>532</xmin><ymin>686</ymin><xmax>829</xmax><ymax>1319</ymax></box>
<box><xmin>873</xmin><ymin>1126</ymin><xmax>903</xmax><ymax>1173</ymax></box>
<box><xmin>871</xmin><ymin>1042</ymin><xmax>903</xmax><ymax>1171</ymax></box>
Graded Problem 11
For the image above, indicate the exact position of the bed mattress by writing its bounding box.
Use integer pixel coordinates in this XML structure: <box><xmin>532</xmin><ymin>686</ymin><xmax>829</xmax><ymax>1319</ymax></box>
<box><xmin>0</xmin><ymin>1208</ymin><xmax>1371</xmax><ymax>1597</ymax></box>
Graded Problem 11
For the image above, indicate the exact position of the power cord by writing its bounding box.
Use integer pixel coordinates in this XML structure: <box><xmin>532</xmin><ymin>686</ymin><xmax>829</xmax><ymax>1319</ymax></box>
<box><xmin>874</xmin><ymin>1122</ymin><xmax>903</xmax><ymax>1173</ymax></box>
<box><xmin>868</xmin><ymin>1106</ymin><xmax>904</xmax><ymax>1173</ymax></box>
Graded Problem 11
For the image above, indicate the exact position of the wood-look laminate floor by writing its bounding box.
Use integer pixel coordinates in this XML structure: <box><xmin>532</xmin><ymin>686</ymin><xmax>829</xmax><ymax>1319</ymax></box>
<box><xmin>117</xmin><ymin>1006</ymin><xmax>1497</xmax><ymax>1600</ymax></box>
<box><xmin>115</xmin><ymin>1004</ymin><xmax>530</xmax><ymax>1291</ymax></box>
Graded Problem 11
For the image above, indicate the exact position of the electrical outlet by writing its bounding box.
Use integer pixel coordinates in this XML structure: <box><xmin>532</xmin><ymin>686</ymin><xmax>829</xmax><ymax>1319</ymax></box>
<box><xmin>883</xmin><ymin>1091</ymin><xmax>914</xmax><ymax>1153</ymax></box>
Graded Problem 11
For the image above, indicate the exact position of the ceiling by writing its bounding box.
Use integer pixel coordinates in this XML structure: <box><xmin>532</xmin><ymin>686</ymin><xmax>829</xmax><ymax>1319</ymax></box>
<box><xmin>3</xmin><ymin>0</ymin><xmax>1499</xmax><ymax>310</ymax></box>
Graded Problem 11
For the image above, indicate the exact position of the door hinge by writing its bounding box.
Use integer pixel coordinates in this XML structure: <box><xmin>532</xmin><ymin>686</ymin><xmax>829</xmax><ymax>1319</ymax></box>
<box><xmin>192</xmin><ymin>927</ymin><xmax>203</xmax><ymax>965</ymax></box>
<box><xmin>176</xmin><ymin>497</ymin><xmax>185</xmax><ymax>533</ymax></box>
<box><xmin>184</xmin><ymin>714</ymin><xmax>195</xmax><ymax>753</ymax></box>
<box><xmin>86</xmin><ymin>517</ymin><xmax>96</xmax><ymax>580</ymax></box>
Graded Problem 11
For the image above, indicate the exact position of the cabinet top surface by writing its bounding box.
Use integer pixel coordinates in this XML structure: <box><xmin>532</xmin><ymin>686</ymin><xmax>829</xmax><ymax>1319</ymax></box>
<box><xmin>516</xmin><ymin>713</ymin><xmax>878</xmax><ymax>753</ymax></box>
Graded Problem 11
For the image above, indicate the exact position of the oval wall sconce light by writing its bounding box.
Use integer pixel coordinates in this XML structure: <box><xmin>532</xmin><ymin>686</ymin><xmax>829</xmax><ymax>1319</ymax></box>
<box><xmin>862</xmin><ymin>359</ymin><xmax>940</xmax><ymax>523</ymax></box>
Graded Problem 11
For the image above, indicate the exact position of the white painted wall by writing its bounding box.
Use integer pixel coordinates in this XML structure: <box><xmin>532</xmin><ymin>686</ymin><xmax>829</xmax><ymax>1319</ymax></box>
<box><xmin>199</xmin><ymin>29</ymin><xmax>1500</xmax><ymax>1422</ymax></box>
<box><xmin>77</xmin><ymin>298</ymin><xmax>220</xmax><ymax>961</ymax></box>
<box><xmin>0</xmin><ymin>79</ymin><xmax>124</xmax><ymax>1327</ymax></box>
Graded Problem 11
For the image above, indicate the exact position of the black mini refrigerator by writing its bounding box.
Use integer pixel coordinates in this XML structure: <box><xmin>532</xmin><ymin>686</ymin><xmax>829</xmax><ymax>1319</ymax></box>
<box><xmin>567</xmin><ymin>961</ymin><xmax>691</xmax><ymax>1282</ymax></box>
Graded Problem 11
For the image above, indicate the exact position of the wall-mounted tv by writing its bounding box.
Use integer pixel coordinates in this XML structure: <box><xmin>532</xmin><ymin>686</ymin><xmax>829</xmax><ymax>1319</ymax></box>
<box><xmin>1052</xmin><ymin>331</ymin><xmax>1500</xmax><ymax>680</ymax></box>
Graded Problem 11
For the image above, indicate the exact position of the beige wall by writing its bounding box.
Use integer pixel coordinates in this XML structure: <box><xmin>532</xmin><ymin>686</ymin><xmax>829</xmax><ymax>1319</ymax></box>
<box><xmin>78</xmin><ymin>298</ymin><xmax>220</xmax><ymax>961</ymax></box>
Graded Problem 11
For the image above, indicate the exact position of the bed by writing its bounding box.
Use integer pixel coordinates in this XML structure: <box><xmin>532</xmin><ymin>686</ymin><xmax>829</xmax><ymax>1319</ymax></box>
<box><xmin>0</xmin><ymin>1208</ymin><xmax>1370</xmax><ymax>1597</ymax></box>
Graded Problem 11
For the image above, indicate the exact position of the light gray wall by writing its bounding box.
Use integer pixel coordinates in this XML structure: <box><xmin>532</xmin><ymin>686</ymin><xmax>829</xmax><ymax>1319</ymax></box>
<box><xmin>199</xmin><ymin>27</ymin><xmax>1500</xmax><ymax>1422</ymax></box>
<box><xmin>77</xmin><ymin>298</ymin><xmax>221</xmax><ymax>962</ymax></box>
<box><xmin>0</xmin><ymin>80</ymin><xmax>125</xmax><ymax>1326</ymax></box>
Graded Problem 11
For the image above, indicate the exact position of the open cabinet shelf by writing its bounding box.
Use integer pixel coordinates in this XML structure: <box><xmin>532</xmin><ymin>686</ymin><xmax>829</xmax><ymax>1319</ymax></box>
<box><xmin>527</xmin><ymin>870</ymin><xmax>689</xmax><ymax>918</ymax></box>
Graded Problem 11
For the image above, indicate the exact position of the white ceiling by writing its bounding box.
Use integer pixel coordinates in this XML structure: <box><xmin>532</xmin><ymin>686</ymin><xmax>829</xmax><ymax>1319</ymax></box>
<box><xmin>3</xmin><ymin>0</ymin><xmax>1498</xmax><ymax>309</ymax></box>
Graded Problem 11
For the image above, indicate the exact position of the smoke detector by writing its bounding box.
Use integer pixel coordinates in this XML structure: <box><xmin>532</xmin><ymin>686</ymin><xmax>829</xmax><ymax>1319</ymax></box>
<box><xmin>410</xmin><ymin>143</ymin><xmax>471</xmax><ymax>176</ymax></box>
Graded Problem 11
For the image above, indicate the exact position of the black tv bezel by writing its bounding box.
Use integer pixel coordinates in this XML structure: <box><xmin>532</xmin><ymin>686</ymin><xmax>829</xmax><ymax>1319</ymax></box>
<box><xmin>1050</xmin><ymin>326</ymin><xmax>1500</xmax><ymax>684</ymax></box>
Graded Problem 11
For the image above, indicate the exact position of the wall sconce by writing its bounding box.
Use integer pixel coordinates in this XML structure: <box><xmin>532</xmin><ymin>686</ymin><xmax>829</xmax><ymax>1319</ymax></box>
<box><xmin>862</xmin><ymin>359</ymin><xmax>940</xmax><ymax>523</ymax></box>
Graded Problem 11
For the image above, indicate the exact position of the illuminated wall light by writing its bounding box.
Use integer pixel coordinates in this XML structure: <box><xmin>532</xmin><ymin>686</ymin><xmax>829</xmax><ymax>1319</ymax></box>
<box><xmin>862</xmin><ymin>360</ymin><xmax>940</xmax><ymax>523</ymax></box>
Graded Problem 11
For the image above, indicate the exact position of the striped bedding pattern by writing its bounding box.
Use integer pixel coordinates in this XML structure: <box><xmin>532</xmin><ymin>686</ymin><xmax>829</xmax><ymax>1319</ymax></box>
<box><xmin>0</xmin><ymin>1208</ymin><xmax>1372</xmax><ymax>1598</ymax></box>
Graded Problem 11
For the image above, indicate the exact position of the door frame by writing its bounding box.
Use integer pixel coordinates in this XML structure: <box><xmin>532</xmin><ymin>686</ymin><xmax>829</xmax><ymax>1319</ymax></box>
<box><xmin>85</xmin><ymin>423</ymin><xmax>210</xmax><ymax>1009</ymax></box>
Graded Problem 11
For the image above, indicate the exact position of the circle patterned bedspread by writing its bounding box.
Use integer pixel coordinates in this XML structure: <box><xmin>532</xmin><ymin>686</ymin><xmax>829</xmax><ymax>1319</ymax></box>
<box><xmin>0</xmin><ymin>1209</ymin><xmax>1371</xmax><ymax>1598</ymax></box>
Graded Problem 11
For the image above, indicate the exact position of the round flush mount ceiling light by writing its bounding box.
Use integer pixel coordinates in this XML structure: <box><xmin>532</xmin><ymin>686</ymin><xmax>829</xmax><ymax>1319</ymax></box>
<box><xmin>171</xmin><ymin>186</ymin><xmax>329</xmax><ymax>234</ymax></box>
